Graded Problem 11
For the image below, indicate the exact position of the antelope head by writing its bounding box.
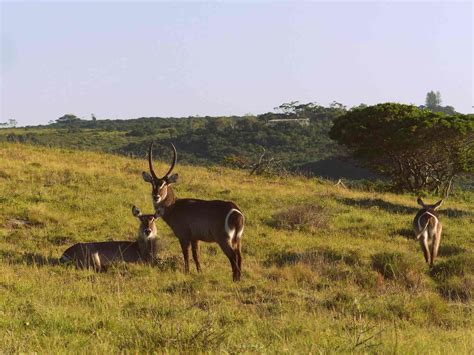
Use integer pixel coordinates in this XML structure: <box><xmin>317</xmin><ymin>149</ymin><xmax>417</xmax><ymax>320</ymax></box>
<box><xmin>132</xmin><ymin>206</ymin><xmax>159</xmax><ymax>239</ymax></box>
<box><xmin>142</xmin><ymin>142</ymin><xmax>179</xmax><ymax>210</ymax></box>
<box><xmin>417</xmin><ymin>197</ymin><xmax>443</xmax><ymax>211</ymax></box>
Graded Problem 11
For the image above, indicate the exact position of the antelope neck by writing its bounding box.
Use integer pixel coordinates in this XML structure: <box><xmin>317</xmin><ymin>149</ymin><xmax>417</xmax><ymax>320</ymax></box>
<box><xmin>160</xmin><ymin>187</ymin><xmax>177</xmax><ymax>221</ymax></box>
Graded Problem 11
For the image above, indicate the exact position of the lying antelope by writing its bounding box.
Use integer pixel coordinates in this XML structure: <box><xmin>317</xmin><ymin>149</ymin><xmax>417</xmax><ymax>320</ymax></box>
<box><xmin>59</xmin><ymin>206</ymin><xmax>158</xmax><ymax>271</ymax></box>
<box><xmin>413</xmin><ymin>197</ymin><xmax>443</xmax><ymax>266</ymax></box>
<box><xmin>142</xmin><ymin>142</ymin><xmax>245</xmax><ymax>281</ymax></box>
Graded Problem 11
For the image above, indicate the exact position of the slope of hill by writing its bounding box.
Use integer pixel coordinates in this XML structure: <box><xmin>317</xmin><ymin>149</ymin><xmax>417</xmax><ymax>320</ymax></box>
<box><xmin>0</xmin><ymin>142</ymin><xmax>473</xmax><ymax>353</ymax></box>
<box><xmin>0</xmin><ymin>111</ymin><xmax>357</xmax><ymax>179</ymax></box>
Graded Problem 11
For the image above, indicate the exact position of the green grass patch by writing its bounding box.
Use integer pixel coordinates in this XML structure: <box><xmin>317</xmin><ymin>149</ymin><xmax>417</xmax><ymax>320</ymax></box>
<box><xmin>0</xmin><ymin>143</ymin><xmax>473</xmax><ymax>353</ymax></box>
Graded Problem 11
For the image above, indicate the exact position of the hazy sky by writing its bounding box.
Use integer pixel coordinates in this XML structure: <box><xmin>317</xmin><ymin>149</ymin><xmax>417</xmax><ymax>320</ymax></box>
<box><xmin>1</xmin><ymin>1</ymin><xmax>472</xmax><ymax>126</ymax></box>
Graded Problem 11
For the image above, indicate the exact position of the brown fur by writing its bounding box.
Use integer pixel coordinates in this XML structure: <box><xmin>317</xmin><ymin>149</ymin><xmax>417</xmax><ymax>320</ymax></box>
<box><xmin>60</xmin><ymin>207</ymin><xmax>158</xmax><ymax>271</ymax></box>
<box><xmin>413</xmin><ymin>198</ymin><xmax>443</xmax><ymax>266</ymax></box>
<box><xmin>143</xmin><ymin>143</ymin><xmax>245</xmax><ymax>281</ymax></box>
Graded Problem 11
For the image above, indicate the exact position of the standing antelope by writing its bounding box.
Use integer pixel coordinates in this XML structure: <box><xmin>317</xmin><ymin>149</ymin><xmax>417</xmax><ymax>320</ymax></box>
<box><xmin>142</xmin><ymin>142</ymin><xmax>245</xmax><ymax>281</ymax></box>
<box><xmin>59</xmin><ymin>206</ymin><xmax>158</xmax><ymax>271</ymax></box>
<box><xmin>413</xmin><ymin>197</ymin><xmax>443</xmax><ymax>267</ymax></box>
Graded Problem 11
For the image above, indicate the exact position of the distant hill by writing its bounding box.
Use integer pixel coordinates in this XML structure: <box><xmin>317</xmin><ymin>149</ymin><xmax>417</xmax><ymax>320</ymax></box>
<box><xmin>0</xmin><ymin>104</ymin><xmax>378</xmax><ymax>180</ymax></box>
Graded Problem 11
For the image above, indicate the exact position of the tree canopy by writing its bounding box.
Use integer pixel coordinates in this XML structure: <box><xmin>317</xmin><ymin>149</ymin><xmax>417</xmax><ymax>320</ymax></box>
<box><xmin>56</xmin><ymin>114</ymin><xmax>81</xmax><ymax>124</ymax></box>
<box><xmin>425</xmin><ymin>91</ymin><xmax>441</xmax><ymax>109</ymax></box>
<box><xmin>424</xmin><ymin>90</ymin><xmax>456</xmax><ymax>115</ymax></box>
<box><xmin>329</xmin><ymin>103</ymin><xmax>474</xmax><ymax>192</ymax></box>
<box><xmin>0</xmin><ymin>119</ymin><xmax>18</xmax><ymax>128</ymax></box>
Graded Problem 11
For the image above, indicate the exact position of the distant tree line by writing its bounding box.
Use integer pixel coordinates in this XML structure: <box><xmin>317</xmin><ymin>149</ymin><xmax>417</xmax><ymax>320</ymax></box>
<box><xmin>2</xmin><ymin>92</ymin><xmax>472</xmax><ymax>193</ymax></box>
<box><xmin>0</xmin><ymin>119</ymin><xmax>18</xmax><ymax>128</ymax></box>
<box><xmin>422</xmin><ymin>91</ymin><xmax>456</xmax><ymax>115</ymax></box>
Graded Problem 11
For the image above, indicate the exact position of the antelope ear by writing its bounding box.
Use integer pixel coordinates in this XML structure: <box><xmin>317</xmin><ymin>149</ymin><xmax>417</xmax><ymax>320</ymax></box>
<box><xmin>132</xmin><ymin>206</ymin><xmax>141</xmax><ymax>217</ymax></box>
<box><xmin>142</xmin><ymin>172</ymin><xmax>154</xmax><ymax>184</ymax></box>
<box><xmin>166</xmin><ymin>173</ymin><xmax>179</xmax><ymax>184</ymax></box>
<box><xmin>433</xmin><ymin>200</ymin><xmax>443</xmax><ymax>210</ymax></box>
<box><xmin>153</xmin><ymin>211</ymin><xmax>161</xmax><ymax>219</ymax></box>
<box><xmin>417</xmin><ymin>197</ymin><xmax>425</xmax><ymax>208</ymax></box>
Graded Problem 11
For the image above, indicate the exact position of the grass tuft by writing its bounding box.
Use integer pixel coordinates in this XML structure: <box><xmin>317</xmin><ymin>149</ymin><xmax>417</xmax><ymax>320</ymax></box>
<box><xmin>430</xmin><ymin>254</ymin><xmax>474</xmax><ymax>281</ymax></box>
<box><xmin>323</xmin><ymin>290</ymin><xmax>356</xmax><ymax>314</ymax></box>
<box><xmin>271</xmin><ymin>204</ymin><xmax>330</xmax><ymax>233</ymax></box>
<box><xmin>371</xmin><ymin>252</ymin><xmax>425</xmax><ymax>290</ymax></box>
<box><xmin>437</xmin><ymin>276</ymin><xmax>473</xmax><ymax>302</ymax></box>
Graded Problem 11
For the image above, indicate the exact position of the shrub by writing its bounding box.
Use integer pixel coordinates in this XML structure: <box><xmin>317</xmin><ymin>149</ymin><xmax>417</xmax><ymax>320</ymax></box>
<box><xmin>430</xmin><ymin>254</ymin><xmax>474</xmax><ymax>282</ymax></box>
<box><xmin>323</xmin><ymin>291</ymin><xmax>356</xmax><ymax>314</ymax></box>
<box><xmin>372</xmin><ymin>252</ymin><xmax>408</xmax><ymax>280</ymax></box>
<box><xmin>272</xmin><ymin>204</ymin><xmax>329</xmax><ymax>233</ymax></box>
<box><xmin>267</xmin><ymin>247</ymin><xmax>361</xmax><ymax>268</ymax></box>
<box><xmin>353</xmin><ymin>269</ymin><xmax>379</xmax><ymax>289</ymax></box>
<box><xmin>222</xmin><ymin>155</ymin><xmax>249</xmax><ymax>169</ymax></box>
<box><xmin>155</xmin><ymin>255</ymin><xmax>182</xmax><ymax>272</ymax></box>
<box><xmin>416</xmin><ymin>294</ymin><xmax>452</xmax><ymax>326</ymax></box>
<box><xmin>265</xmin><ymin>248</ymin><xmax>368</xmax><ymax>290</ymax></box>
<box><xmin>437</xmin><ymin>276</ymin><xmax>473</xmax><ymax>302</ymax></box>
<box><xmin>371</xmin><ymin>252</ymin><xmax>425</xmax><ymax>289</ymax></box>
<box><xmin>431</xmin><ymin>253</ymin><xmax>474</xmax><ymax>302</ymax></box>
<box><xmin>330</xmin><ymin>103</ymin><xmax>474</xmax><ymax>192</ymax></box>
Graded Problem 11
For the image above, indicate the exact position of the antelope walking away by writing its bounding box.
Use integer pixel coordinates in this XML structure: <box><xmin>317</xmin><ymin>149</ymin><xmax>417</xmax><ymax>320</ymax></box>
<box><xmin>1</xmin><ymin>1</ymin><xmax>472</xmax><ymax>353</ymax></box>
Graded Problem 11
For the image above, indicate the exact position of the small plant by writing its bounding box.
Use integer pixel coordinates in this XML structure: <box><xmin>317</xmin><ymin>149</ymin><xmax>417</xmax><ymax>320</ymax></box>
<box><xmin>154</xmin><ymin>255</ymin><xmax>181</xmax><ymax>272</ymax></box>
<box><xmin>323</xmin><ymin>291</ymin><xmax>356</xmax><ymax>314</ymax></box>
<box><xmin>371</xmin><ymin>252</ymin><xmax>425</xmax><ymax>290</ymax></box>
<box><xmin>430</xmin><ymin>254</ymin><xmax>474</xmax><ymax>282</ymax></box>
<box><xmin>372</xmin><ymin>252</ymin><xmax>407</xmax><ymax>280</ymax></box>
<box><xmin>437</xmin><ymin>276</ymin><xmax>473</xmax><ymax>302</ymax></box>
<box><xmin>272</xmin><ymin>204</ymin><xmax>329</xmax><ymax>233</ymax></box>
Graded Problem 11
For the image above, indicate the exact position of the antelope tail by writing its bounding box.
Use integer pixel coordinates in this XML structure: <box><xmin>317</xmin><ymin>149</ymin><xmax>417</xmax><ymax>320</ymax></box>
<box><xmin>416</xmin><ymin>220</ymin><xmax>430</xmax><ymax>240</ymax></box>
<box><xmin>225</xmin><ymin>208</ymin><xmax>244</xmax><ymax>243</ymax></box>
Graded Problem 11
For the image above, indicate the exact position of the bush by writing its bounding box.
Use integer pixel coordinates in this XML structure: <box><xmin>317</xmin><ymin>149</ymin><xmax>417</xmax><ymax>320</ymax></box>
<box><xmin>371</xmin><ymin>252</ymin><xmax>425</xmax><ymax>289</ymax></box>
<box><xmin>222</xmin><ymin>155</ymin><xmax>249</xmax><ymax>169</ymax></box>
<box><xmin>430</xmin><ymin>254</ymin><xmax>474</xmax><ymax>281</ymax></box>
<box><xmin>330</xmin><ymin>103</ymin><xmax>474</xmax><ymax>192</ymax></box>
<box><xmin>323</xmin><ymin>291</ymin><xmax>356</xmax><ymax>314</ymax></box>
<box><xmin>272</xmin><ymin>204</ymin><xmax>329</xmax><ymax>233</ymax></box>
<box><xmin>437</xmin><ymin>276</ymin><xmax>473</xmax><ymax>302</ymax></box>
<box><xmin>429</xmin><ymin>254</ymin><xmax>474</xmax><ymax>302</ymax></box>
<box><xmin>267</xmin><ymin>247</ymin><xmax>361</xmax><ymax>268</ymax></box>
<box><xmin>372</xmin><ymin>252</ymin><xmax>407</xmax><ymax>280</ymax></box>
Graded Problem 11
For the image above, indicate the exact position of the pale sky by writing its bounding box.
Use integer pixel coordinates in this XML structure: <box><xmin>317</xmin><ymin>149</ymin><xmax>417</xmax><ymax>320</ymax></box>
<box><xmin>1</xmin><ymin>1</ymin><xmax>472</xmax><ymax>126</ymax></box>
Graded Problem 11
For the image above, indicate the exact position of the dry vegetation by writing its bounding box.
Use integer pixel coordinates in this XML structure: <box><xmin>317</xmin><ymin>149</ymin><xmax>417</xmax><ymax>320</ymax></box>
<box><xmin>271</xmin><ymin>204</ymin><xmax>330</xmax><ymax>233</ymax></box>
<box><xmin>0</xmin><ymin>142</ymin><xmax>473</xmax><ymax>353</ymax></box>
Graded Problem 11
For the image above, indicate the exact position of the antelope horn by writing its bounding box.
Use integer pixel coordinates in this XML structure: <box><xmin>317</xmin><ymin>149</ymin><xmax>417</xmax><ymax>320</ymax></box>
<box><xmin>162</xmin><ymin>143</ymin><xmax>177</xmax><ymax>179</ymax></box>
<box><xmin>148</xmin><ymin>142</ymin><xmax>159</xmax><ymax>181</ymax></box>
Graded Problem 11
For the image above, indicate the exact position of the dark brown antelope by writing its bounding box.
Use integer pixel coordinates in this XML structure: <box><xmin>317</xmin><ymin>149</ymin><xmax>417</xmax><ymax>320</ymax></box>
<box><xmin>413</xmin><ymin>197</ymin><xmax>443</xmax><ymax>266</ymax></box>
<box><xmin>59</xmin><ymin>206</ymin><xmax>159</xmax><ymax>271</ymax></box>
<box><xmin>142</xmin><ymin>142</ymin><xmax>245</xmax><ymax>281</ymax></box>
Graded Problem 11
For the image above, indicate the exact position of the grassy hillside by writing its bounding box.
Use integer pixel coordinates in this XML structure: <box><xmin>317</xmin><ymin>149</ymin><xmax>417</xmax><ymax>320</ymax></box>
<box><xmin>0</xmin><ymin>110</ymin><xmax>347</xmax><ymax>177</ymax></box>
<box><xmin>0</xmin><ymin>142</ymin><xmax>473</xmax><ymax>353</ymax></box>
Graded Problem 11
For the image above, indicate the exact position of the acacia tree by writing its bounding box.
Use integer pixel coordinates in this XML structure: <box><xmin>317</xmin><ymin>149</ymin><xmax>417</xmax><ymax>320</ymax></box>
<box><xmin>329</xmin><ymin>103</ymin><xmax>473</xmax><ymax>193</ymax></box>
<box><xmin>273</xmin><ymin>101</ymin><xmax>347</xmax><ymax>121</ymax></box>
<box><xmin>56</xmin><ymin>114</ymin><xmax>80</xmax><ymax>124</ymax></box>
